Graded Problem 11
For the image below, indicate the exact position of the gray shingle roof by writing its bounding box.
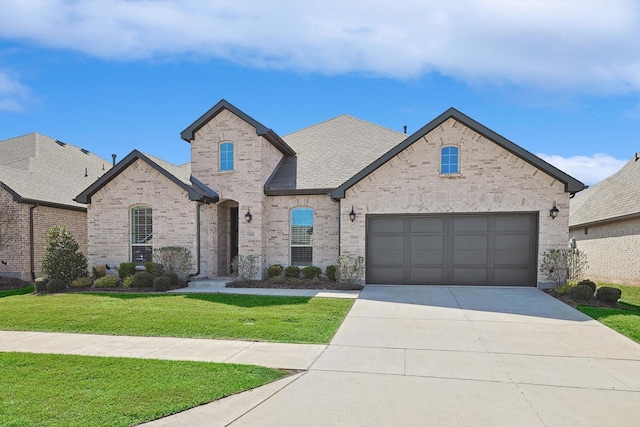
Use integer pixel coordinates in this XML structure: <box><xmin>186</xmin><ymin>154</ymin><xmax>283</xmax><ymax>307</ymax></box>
<box><xmin>269</xmin><ymin>115</ymin><xmax>406</xmax><ymax>191</ymax></box>
<box><xmin>569</xmin><ymin>155</ymin><xmax>640</xmax><ymax>227</ymax></box>
<box><xmin>0</xmin><ymin>133</ymin><xmax>111</xmax><ymax>209</ymax></box>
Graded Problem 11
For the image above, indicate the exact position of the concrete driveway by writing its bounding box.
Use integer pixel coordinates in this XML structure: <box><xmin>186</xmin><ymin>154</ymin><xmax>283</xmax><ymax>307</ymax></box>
<box><xmin>152</xmin><ymin>286</ymin><xmax>640</xmax><ymax>427</ymax></box>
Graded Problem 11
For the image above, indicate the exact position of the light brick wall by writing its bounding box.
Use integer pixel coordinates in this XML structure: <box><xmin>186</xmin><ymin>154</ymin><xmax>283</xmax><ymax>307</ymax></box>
<box><xmin>87</xmin><ymin>159</ymin><xmax>199</xmax><ymax>274</ymax></box>
<box><xmin>0</xmin><ymin>186</ymin><xmax>26</xmax><ymax>279</ymax></box>
<box><xmin>265</xmin><ymin>194</ymin><xmax>340</xmax><ymax>270</ymax></box>
<box><xmin>570</xmin><ymin>217</ymin><xmax>640</xmax><ymax>285</ymax></box>
<box><xmin>340</xmin><ymin>118</ymin><xmax>569</xmax><ymax>284</ymax></box>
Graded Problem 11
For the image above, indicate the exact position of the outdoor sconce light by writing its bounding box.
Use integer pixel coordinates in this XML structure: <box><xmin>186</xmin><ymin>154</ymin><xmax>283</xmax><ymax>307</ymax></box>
<box><xmin>349</xmin><ymin>206</ymin><xmax>357</xmax><ymax>222</ymax></box>
<box><xmin>244</xmin><ymin>209</ymin><xmax>252</xmax><ymax>223</ymax></box>
<box><xmin>550</xmin><ymin>201</ymin><xmax>559</xmax><ymax>219</ymax></box>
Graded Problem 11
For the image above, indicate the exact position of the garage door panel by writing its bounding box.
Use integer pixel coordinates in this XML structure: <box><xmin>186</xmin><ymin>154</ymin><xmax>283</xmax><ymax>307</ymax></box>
<box><xmin>410</xmin><ymin>268</ymin><xmax>444</xmax><ymax>283</ymax></box>
<box><xmin>454</xmin><ymin>250</ymin><xmax>488</xmax><ymax>265</ymax></box>
<box><xmin>454</xmin><ymin>216</ymin><xmax>488</xmax><ymax>232</ymax></box>
<box><xmin>371</xmin><ymin>250</ymin><xmax>404</xmax><ymax>265</ymax></box>
<box><xmin>370</xmin><ymin>268</ymin><xmax>404</xmax><ymax>284</ymax></box>
<box><xmin>410</xmin><ymin>250</ymin><xmax>444</xmax><ymax>264</ymax></box>
<box><xmin>494</xmin><ymin>268</ymin><xmax>531</xmax><ymax>285</ymax></box>
<box><xmin>369</xmin><ymin>217</ymin><xmax>404</xmax><ymax>232</ymax></box>
<box><xmin>495</xmin><ymin>249</ymin><xmax>530</xmax><ymax>265</ymax></box>
<box><xmin>410</xmin><ymin>217</ymin><xmax>444</xmax><ymax>233</ymax></box>
<box><xmin>410</xmin><ymin>235</ymin><xmax>443</xmax><ymax>250</ymax></box>
<box><xmin>453</xmin><ymin>268</ymin><xmax>488</xmax><ymax>285</ymax></box>
<box><xmin>495</xmin><ymin>235</ymin><xmax>530</xmax><ymax>250</ymax></box>
<box><xmin>453</xmin><ymin>235</ymin><xmax>487</xmax><ymax>250</ymax></box>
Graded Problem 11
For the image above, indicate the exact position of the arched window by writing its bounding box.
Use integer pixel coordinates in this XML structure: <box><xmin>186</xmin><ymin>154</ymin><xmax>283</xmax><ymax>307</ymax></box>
<box><xmin>290</xmin><ymin>207</ymin><xmax>313</xmax><ymax>266</ymax></box>
<box><xmin>220</xmin><ymin>142</ymin><xmax>234</xmax><ymax>171</ymax></box>
<box><xmin>440</xmin><ymin>146</ymin><xmax>459</xmax><ymax>174</ymax></box>
<box><xmin>131</xmin><ymin>205</ymin><xmax>152</xmax><ymax>264</ymax></box>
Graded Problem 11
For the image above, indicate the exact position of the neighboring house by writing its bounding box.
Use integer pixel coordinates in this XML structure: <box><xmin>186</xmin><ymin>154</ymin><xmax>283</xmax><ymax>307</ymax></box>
<box><xmin>76</xmin><ymin>100</ymin><xmax>584</xmax><ymax>286</ymax></box>
<box><xmin>0</xmin><ymin>133</ymin><xmax>111</xmax><ymax>280</ymax></box>
<box><xmin>569</xmin><ymin>154</ymin><xmax>640</xmax><ymax>285</ymax></box>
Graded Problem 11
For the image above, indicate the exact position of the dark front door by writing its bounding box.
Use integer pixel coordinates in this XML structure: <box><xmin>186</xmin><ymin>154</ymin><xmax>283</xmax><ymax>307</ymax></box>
<box><xmin>229</xmin><ymin>207</ymin><xmax>239</xmax><ymax>275</ymax></box>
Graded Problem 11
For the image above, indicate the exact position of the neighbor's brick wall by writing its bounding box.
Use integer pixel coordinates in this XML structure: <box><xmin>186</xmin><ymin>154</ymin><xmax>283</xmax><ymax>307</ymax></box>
<box><xmin>341</xmin><ymin>117</ymin><xmax>569</xmax><ymax>284</ymax></box>
<box><xmin>0</xmin><ymin>186</ymin><xmax>26</xmax><ymax>279</ymax></box>
<box><xmin>87</xmin><ymin>159</ymin><xmax>199</xmax><ymax>273</ymax></box>
<box><xmin>190</xmin><ymin>109</ymin><xmax>285</xmax><ymax>278</ymax></box>
<box><xmin>570</xmin><ymin>217</ymin><xmax>640</xmax><ymax>285</ymax></box>
<box><xmin>265</xmin><ymin>194</ymin><xmax>340</xmax><ymax>269</ymax></box>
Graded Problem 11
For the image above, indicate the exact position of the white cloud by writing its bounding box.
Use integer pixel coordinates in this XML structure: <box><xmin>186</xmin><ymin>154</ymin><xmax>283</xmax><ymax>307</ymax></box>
<box><xmin>536</xmin><ymin>153</ymin><xmax>627</xmax><ymax>186</ymax></box>
<box><xmin>0</xmin><ymin>70</ymin><xmax>31</xmax><ymax>111</ymax></box>
<box><xmin>1</xmin><ymin>0</ymin><xmax>639</xmax><ymax>93</ymax></box>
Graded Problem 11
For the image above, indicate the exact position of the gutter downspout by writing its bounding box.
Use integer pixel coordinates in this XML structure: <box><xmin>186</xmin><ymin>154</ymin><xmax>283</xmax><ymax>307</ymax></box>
<box><xmin>29</xmin><ymin>204</ymin><xmax>38</xmax><ymax>281</ymax></box>
<box><xmin>189</xmin><ymin>202</ymin><xmax>203</xmax><ymax>280</ymax></box>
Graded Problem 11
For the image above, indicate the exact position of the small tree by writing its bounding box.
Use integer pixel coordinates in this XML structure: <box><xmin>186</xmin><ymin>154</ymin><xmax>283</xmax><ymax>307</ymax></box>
<box><xmin>153</xmin><ymin>247</ymin><xmax>193</xmax><ymax>279</ymax></box>
<box><xmin>539</xmin><ymin>248</ymin><xmax>588</xmax><ymax>287</ymax></box>
<box><xmin>232</xmin><ymin>255</ymin><xmax>260</xmax><ymax>281</ymax></box>
<box><xmin>0</xmin><ymin>204</ymin><xmax>19</xmax><ymax>252</ymax></box>
<box><xmin>41</xmin><ymin>225</ymin><xmax>88</xmax><ymax>284</ymax></box>
<box><xmin>337</xmin><ymin>255</ymin><xmax>365</xmax><ymax>285</ymax></box>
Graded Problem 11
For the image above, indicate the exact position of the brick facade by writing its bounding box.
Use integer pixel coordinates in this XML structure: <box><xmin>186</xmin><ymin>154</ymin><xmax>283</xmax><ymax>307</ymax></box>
<box><xmin>340</xmin><ymin>118</ymin><xmax>569</xmax><ymax>284</ymax></box>
<box><xmin>570</xmin><ymin>217</ymin><xmax>640</xmax><ymax>285</ymax></box>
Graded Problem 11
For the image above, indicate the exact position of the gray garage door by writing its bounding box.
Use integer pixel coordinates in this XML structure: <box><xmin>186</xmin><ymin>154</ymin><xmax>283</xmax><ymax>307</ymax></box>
<box><xmin>366</xmin><ymin>213</ymin><xmax>538</xmax><ymax>286</ymax></box>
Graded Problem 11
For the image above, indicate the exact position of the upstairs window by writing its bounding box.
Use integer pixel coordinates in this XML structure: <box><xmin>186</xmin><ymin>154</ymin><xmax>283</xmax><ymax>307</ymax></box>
<box><xmin>220</xmin><ymin>142</ymin><xmax>234</xmax><ymax>171</ymax></box>
<box><xmin>131</xmin><ymin>205</ymin><xmax>152</xmax><ymax>264</ymax></box>
<box><xmin>291</xmin><ymin>207</ymin><xmax>313</xmax><ymax>266</ymax></box>
<box><xmin>440</xmin><ymin>146</ymin><xmax>459</xmax><ymax>174</ymax></box>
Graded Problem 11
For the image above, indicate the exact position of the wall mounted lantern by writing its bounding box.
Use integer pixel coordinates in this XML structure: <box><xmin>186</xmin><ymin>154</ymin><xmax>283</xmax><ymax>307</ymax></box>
<box><xmin>549</xmin><ymin>201</ymin><xmax>559</xmax><ymax>219</ymax></box>
<box><xmin>244</xmin><ymin>209</ymin><xmax>253</xmax><ymax>223</ymax></box>
<box><xmin>349</xmin><ymin>206</ymin><xmax>357</xmax><ymax>222</ymax></box>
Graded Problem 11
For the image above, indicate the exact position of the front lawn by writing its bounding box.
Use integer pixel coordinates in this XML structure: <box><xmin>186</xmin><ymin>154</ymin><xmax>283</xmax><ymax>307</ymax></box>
<box><xmin>0</xmin><ymin>352</ymin><xmax>287</xmax><ymax>427</ymax></box>
<box><xmin>0</xmin><ymin>292</ymin><xmax>353</xmax><ymax>344</ymax></box>
<box><xmin>577</xmin><ymin>284</ymin><xmax>640</xmax><ymax>343</ymax></box>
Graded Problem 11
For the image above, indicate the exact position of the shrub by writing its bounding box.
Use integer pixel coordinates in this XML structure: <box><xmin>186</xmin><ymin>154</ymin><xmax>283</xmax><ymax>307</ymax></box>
<box><xmin>94</xmin><ymin>276</ymin><xmax>120</xmax><ymax>288</ymax></box>
<box><xmin>577</xmin><ymin>279</ymin><xmax>596</xmax><ymax>294</ymax></box>
<box><xmin>153</xmin><ymin>275</ymin><xmax>172</xmax><ymax>292</ymax></box>
<box><xmin>302</xmin><ymin>265</ymin><xmax>321</xmax><ymax>280</ymax></box>
<box><xmin>163</xmin><ymin>271</ymin><xmax>181</xmax><ymax>287</ymax></box>
<box><xmin>569</xmin><ymin>284</ymin><xmax>594</xmax><ymax>301</ymax></box>
<box><xmin>41</xmin><ymin>225</ymin><xmax>88</xmax><ymax>284</ymax></box>
<box><xmin>267</xmin><ymin>264</ymin><xmax>283</xmax><ymax>278</ymax></box>
<box><xmin>337</xmin><ymin>255</ymin><xmax>365</xmax><ymax>285</ymax></box>
<box><xmin>284</xmin><ymin>266</ymin><xmax>300</xmax><ymax>278</ymax></box>
<box><xmin>123</xmin><ymin>276</ymin><xmax>134</xmax><ymax>288</ymax></box>
<box><xmin>596</xmin><ymin>286</ymin><xmax>622</xmax><ymax>303</ymax></box>
<box><xmin>71</xmin><ymin>277</ymin><xmax>93</xmax><ymax>288</ymax></box>
<box><xmin>46</xmin><ymin>278</ymin><xmax>66</xmax><ymax>293</ymax></box>
<box><xmin>325</xmin><ymin>265</ymin><xmax>337</xmax><ymax>282</ymax></box>
<box><xmin>91</xmin><ymin>265</ymin><xmax>107</xmax><ymax>279</ymax></box>
<box><xmin>117</xmin><ymin>262</ymin><xmax>137</xmax><ymax>279</ymax></box>
<box><xmin>154</xmin><ymin>247</ymin><xmax>192</xmax><ymax>278</ymax></box>
<box><xmin>555</xmin><ymin>280</ymin><xmax>578</xmax><ymax>295</ymax></box>
<box><xmin>144</xmin><ymin>262</ymin><xmax>164</xmax><ymax>276</ymax></box>
<box><xmin>131</xmin><ymin>272</ymin><xmax>155</xmax><ymax>288</ymax></box>
<box><xmin>232</xmin><ymin>255</ymin><xmax>260</xmax><ymax>281</ymax></box>
<box><xmin>539</xmin><ymin>249</ymin><xmax>588</xmax><ymax>287</ymax></box>
<box><xmin>34</xmin><ymin>277</ymin><xmax>49</xmax><ymax>293</ymax></box>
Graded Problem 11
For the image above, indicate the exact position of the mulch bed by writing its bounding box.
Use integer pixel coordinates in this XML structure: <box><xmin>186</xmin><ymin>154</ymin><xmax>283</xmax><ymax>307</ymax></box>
<box><xmin>0</xmin><ymin>276</ymin><xmax>31</xmax><ymax>290</ymax></box>
<box><xmin>226</xmin><ymin>278</ymin><xmax>363</xmax><ymax>291</ymax></box>
<box><xmin>543</xmin><ymin>289</ymin><xmax>622</xmax><ymax>309</ymax></box>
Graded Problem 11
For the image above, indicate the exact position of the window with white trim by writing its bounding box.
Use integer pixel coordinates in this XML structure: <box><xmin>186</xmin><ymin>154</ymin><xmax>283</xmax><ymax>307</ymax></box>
<box><xmin>131</xmin><ymin>205</ymin><xmax>152</xmax><ymax>264</ymax></box>
<box><xmin>220</xmin><ymin>142</ymin><xmax>234</xmax><ymax>171</ymax></box>
<box><xmin>290</xmin><ymin>207</ymin><xmax>313</xmax><ymax>266</ymax></box>
<box><xmin>440</xmin><ymin>146</ymin><xmax>459</xmax><ymax>174</ymax></box>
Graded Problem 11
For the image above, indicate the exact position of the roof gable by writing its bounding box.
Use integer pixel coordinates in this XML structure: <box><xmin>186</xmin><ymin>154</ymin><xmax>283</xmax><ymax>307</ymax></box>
<box><xmin>330</xmin><ymin>108</ymin><xmax>585</xmax><ymax>199</ymax></box>
<box><xmin>75</xmin><ymin>150</ymin><xmax>219</xmax><ymax>204</ymax></box>
<box><xmin>180</xmin><ymin>99</ymin><xmax>295</xmax><ymax>156</ymax></box>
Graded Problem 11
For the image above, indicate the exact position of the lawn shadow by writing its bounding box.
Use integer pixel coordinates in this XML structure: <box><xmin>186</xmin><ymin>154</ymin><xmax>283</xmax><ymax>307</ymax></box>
<box><xmin>0</xmin><ymin>286</ymin><xmax>35</xmax><ymax>298</ymax></box>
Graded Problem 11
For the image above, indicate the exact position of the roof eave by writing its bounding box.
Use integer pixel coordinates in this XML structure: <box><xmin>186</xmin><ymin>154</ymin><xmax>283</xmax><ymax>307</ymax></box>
<box><xmin>265</xmin><ymin>188</ymin><xmax>334</xmax><ymax>196</ymax></box>
<box><xmin>569</xmin><ymin>211</ymin><xmax>640</xmax><ymax>230</ymax></box>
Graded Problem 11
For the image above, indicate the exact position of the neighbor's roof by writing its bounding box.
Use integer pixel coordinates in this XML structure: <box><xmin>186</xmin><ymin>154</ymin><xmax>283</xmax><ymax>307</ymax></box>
<box><xmin>265</xmin><ymin>115</ymin><xmax>406</xmax><ymax>193</ymax></box>
<box><xmin>569</xmin><ymin>155</ymin><xmax>640</xmax><ymax>228</ymax></box>
<box><xmin>75</xmin><ymin>150</ymin><xmax>219</xmax><ymax>204</ymax></box>
<box><xmin>0</xmin><ymin>133</ymin><xmax>110</xmax><ymax>210</ymax></box>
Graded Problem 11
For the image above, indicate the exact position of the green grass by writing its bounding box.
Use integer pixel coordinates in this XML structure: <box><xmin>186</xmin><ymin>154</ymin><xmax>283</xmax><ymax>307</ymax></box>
<box><xmin>0</xmin><ymin>285</ymin><xmax>34</xmax><ymax>298</ymax></box>
<box><xmin>0</xmin><ymin>292</ymin><xmax>353</xmax><ymax>344</ymax></box>
<box><xmin>0</xmin><ymin>352</ymin><xmax>287</xmax><ymax>427</ymax></box>
<box><xmin>577</xmin><ymin>284</ymin><xmax>640</xmax><ymax>343</ymax></box>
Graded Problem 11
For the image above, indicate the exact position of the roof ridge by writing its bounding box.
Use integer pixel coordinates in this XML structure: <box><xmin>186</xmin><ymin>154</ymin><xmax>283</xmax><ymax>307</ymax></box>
<box><xmin>283</xmin><ymin>114</ymin><xmax>403</xmax><ymax>138</ymax></box>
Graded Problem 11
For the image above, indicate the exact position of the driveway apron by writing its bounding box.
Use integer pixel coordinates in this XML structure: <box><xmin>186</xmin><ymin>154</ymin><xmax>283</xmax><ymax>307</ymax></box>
<box><xmin>226</xmin><ymin>285</ymin><xmax>640</xmax><ymax>427</ymax></box>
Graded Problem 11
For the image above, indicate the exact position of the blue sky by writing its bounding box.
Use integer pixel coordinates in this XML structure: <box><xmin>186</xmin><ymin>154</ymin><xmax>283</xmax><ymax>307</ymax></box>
<box><xmin>1</xmin><ymin>0</ymin><xmax>639</xmax><ymax>186</ymax></box>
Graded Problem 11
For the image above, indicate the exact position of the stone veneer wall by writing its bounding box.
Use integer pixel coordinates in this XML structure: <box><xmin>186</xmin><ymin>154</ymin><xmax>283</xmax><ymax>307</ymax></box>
<box><xmin>340</xmin><ymin>118</ymin><xmax>569</xmax><ymax>284</ymax></box>
<box><xmin>86</xmin><ymin>159</ymin><xmax>199</xmax><ymax>273</ymax></box>
<box><xmin>570</xmin><ymin>217</ymin><xmax>640</xmax><ymax>285</ymax></box>
<box><xmin>265</xmin><ymin>194</ymin><xmax>340</xmax><ymax>270</ymax></box>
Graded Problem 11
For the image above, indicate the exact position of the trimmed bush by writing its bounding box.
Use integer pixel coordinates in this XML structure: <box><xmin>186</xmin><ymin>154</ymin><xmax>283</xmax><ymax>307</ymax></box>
<box><xmin>130</xmin><ymin>272</ymin><xmax>155</xmax><ymax>288</ymax></box>
<box><xmin>596</xmin><ymin>286</ymin><xmax>622</xmax><ymax>303</ymax></box>
<box><xmin>91</xmin><ymin>265</ymin><xmax>107</xmax><ymax>279</ymax></box>
<box><xmin>144</xmin><ymin>262</ymin><xmax>164</xmax><ymax>276</ymax></box>
<box><xmin>41</xmin><ymin>225</ymin><xmax>88</xmax><ymax>284</ymax></box>
<box><xmin>34</xmin><ymin>278</ymin><xmax>49</xmax><ymax>293</ymax></box>
<box><xmin>163</xmin><ymin>271</ymin><xmax>181</xmax><ymax>287</ymax></box>
<box><xmin>117</xmin><ymin>262</ymin><xmax>137</xmax><ymax>279</ymax></box>
<box><xmin>302</xmin><ymin>265</ymin><xmax>321</xmax><ymax>280</ymax></box>
<box><xmin>46</xmin><ymin>278</ymin><xmax>66</xmax><ymax>293</ymax></box>
<box><xmin>153</xmin><ymin>275</ymin><xmax>172</xmax><ymax>292</ymax></box>
<box><xmin>577</xmin><ymin>279</ymin><xmax>596</xmax><ymax>294</ymax></box>
<box><xmin>71</xmin><ymin>277</ymin><xmax>93</xmax><ymax>288</ymax></box>
<box><xmin>284</xmin><ymin>266</ymin><xmax>300</xmax><ymax>278</ymax></box>
<box><xmin>123</xmin><ymin>276</ymin><xmax>134</xmax><ymax>288</ymax></box>
<box><xmin>325</xmin><ymin>265</ymin><xmax>337</xmax><ymax>282</ymax></box>
<box><xmin>94</xmin><ymin>276</ymin><xmax>120</xmax><ymax>288</ymax></box>
<box><xmin>267</xmin><ymin>264</ymin><xmax>283</xmax><ymax>278</ymax></box>
<box><xmin>569</xmin><ymin>284</ymin><xmax>594</xmax><ymax>301</ymax></box>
